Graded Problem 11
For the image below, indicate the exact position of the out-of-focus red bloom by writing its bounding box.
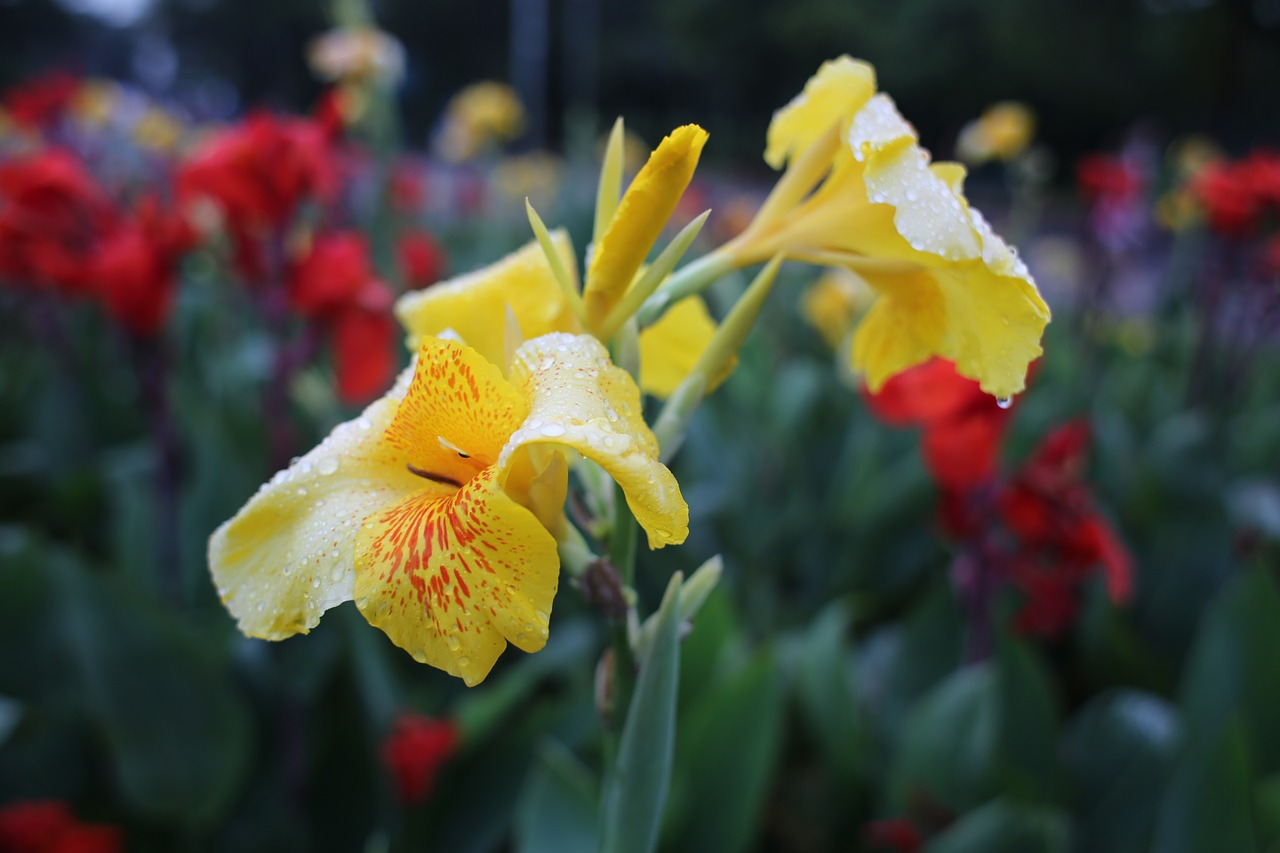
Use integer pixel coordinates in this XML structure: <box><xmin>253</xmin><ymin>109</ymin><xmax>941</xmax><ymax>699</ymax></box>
<box><xmin>0</xmin><ymin>800</ymin><xmax>122</xmax><ymax>853</ymax></box>
<box><xmin>998</xmin><ymin>421</ymin><xmax>1133</xmax><ymax>634</ymax></box>
<box><xmin>1075</xmin><ymin>153</ymin><xmax>1144</xmax><ymax>204</ymax></box>
<box><xmin>862</xmin><ymin>818</ymin><xmax>924</xmax><ymax>852</ymax></box>
<box><xmin>1192</xmin><ymin>161</ymin><xmax>1262</xmax><ymax>237</ymax></box>
<box><xmin>389</xmin><ymin>162</ymin><xmax>426</xmax><ymax>212</ymax></box>
<box><xmin>864</xmin><ymin>358</ymin><xmax>1013</xmax><ymax>489</ymax></box>
<box><xmin>396</xmin><ymin>231</ymin><xmax>446</xmax><ymax>290</ymax></box>
<box><xmin>380</xmin><ymin>713</ymin><xmax>459</xmax><ymax>805</ymax></box>
<box><xmin>0</xmin><ymin>150</ymin><xmax>115</xmax><ymax>294</ymax></box>
<box><xmin>178</xmin><ymin>113</ymin><xmax>338</xmax><ymax>280</ymax></box>
<box><xmin>92</xmin><ymin>196</ymin><xmax>197</xmax><ymax>336</ymax></box>
<box><xmin>289</xmin><ymin>231</ymin><xmax>397</xmax><ymax>404</ymax></box>
<box><xmin>2</xmin><ymin>71</ymin><xmax>79</xmax><ymax>130</ymax></box>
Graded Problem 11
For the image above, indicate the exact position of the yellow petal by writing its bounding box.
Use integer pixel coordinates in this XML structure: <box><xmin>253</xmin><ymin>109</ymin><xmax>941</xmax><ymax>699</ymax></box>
<box><xmin>584</xmin><ymin>125</ymin><xmax>708</xmax><ymax>330</ymax></box>
<box><xmin>208</xmin><ymin>367</ymin><xmax>420</xmax><ymax>640</ymax></box>
<box><xmin>638</xmin><ymin>295</ymin><xmax>718</xmax><ymax>399</ymax></box>
<box><xmin>800</xmin><ymin>268</ymin><xmax>869</xmax><ymax>350</ymax></box>
<box><xmin>849</xmin><ymin>270</ymin><xmax>947</xmax><ymax>391</ymax></box>
<box><xmin>502</xmin><ymin>333</ymin><xmax>689</xmax><ymax>548</ymax></box>
<box><xmin>394</xmin><ymin>232</ymin><xmax>580</xmax><ymax>368</ymax></box>
<box><xmin>765</xmin><ymin>56</ymin><xmax>876</xmax><ymax>170</ymax></box>
<box><xmin>382</xmin><ymin>337</ymin><xmax>530</xmax><ymax>490</ymax></box>
<box><xmin>355</xmin><ymin>464</ymin><xmax>559</xmax><ymax>687</ymax></box>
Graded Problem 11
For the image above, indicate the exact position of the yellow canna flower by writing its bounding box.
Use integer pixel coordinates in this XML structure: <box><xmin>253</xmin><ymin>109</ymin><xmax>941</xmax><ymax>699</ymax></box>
<box><xmin>955</xmin><ymin>102</ymin><xmax>1036</xmax><ymax>165</ymax></box>
<box><xmin>434</xmin><ymin>82</ymin><xmax>526</xmax><ymax>163</ymax></box>
<box><xmin>134</xmin><ymin>107</ymin><xmax>184</xmax><ymax>153</ymax></box>
<box><xmin>395</xmin><ymin>231</ymin><xmax>718</xmax><ymax>400</ymax></box>
<box><xmin>799</xmin><ymin>267</ymin><xmax>872</xmax><ymax>350</ymax></box>
<box><xmin>584</xmin><ymin>125</ymin><xmax>708</xmax><ymax>330</ymax></box>
<box><xmin>718</xmin><ymin>57</ymin><xmax>1049</xmax><ymax>399</ymax></box>
<box><xmin>210</xmin><ymin>333</ymin><xmax>688</xmax><ymax>686</ymax></box>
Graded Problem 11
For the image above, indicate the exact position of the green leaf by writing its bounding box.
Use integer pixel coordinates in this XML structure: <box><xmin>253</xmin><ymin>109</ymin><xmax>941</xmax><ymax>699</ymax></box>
<box><xmin>1152</xmin><ymin>719</ymin><xmax>1256</xmax><ymax>852</ymax></box>
<box><xmin>1179</xmin><ymin>566</ymin><xmax>1280</xmax><ymax>775</ymax></box>
<box><xmin>794</xmin><ymin>602</ymin><xmax>864</xmax><ymax>782</ymax></box>
<box><xmin>994</xmin><ymin>635</ymin><xmax>1061</xmax><ymax>799</ymax></box>
<box><xmin>599</xmin><ymin>573</ymin><xmax>683</xmax><ymax>853</ymax></box>
<box><xmin>515</xmin><ymin>740</ymin><xmax>599</xmax><ymax>853</ymax></box>
<box><xmin>928</xmin><ymin>798</ymin><xmax>1070</xmax><ymax>853</ymax></box>
<box><xmin>665</xmin><ymin>649</ymin><xmax>785</xmax><ymax>853</ymax></box>
<box><xmin>1063</xmin><ymin>690</ymin><xmax>1179</xmax><ymax>852</ymax></box>
<box><xmin>889</xmin><ymin>664</ymin><xmax>997</xmax><ymax>813</ymax></box>
<box><xmin>1255</xmin><ymin>774</ymin><xmax>1280</xmax><ymax>850</ymax></box>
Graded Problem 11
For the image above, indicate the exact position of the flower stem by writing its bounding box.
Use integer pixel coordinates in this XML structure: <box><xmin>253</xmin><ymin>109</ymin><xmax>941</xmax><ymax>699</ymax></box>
<box><xmin>636</xmin><ymin>248</ymin><xmax>736</xmax><ymax>327</ymax></box>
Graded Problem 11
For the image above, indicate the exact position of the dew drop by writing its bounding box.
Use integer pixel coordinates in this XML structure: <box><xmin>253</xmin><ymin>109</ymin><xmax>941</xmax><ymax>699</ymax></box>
<box><xmin>457</xmin><ymin>656</ymin><xmax>471</xmax><ymax>668</ymax></box>
<box><xmin>318</xmin><ymin>456</ymin><xmax>339</xmax><ymax>475</ymax></box>
<box><xmin>541</xmin><ymin>423</ymin><xmax>567</xmax><ymax>437</ymax></box>
<box><xmin>996</xmin><ymin>396</ymin><xmax>1013</xmax><ymax>409</ymax></box>
<box><xmin>357</xmin><ymin>416</ymin><xmax>372</xmax><ymax>430</ymax></box>
<box><xmin>330</xmin><ymin>548</ymin><xmax>340</xmax><ymax>558</ymax></box>
<box><xmin>445</xmin><ymin>634</ymin><xmax>462</xmax><ymax>652</ymax></box>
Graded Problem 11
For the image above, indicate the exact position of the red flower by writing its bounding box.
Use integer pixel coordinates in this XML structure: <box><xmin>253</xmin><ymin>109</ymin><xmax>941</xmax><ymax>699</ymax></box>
<box><xmin>396</xmin><ymin>231</ymin><xmax>446</xmax><ymax>290</ymax></box>
<box><xmin>998</xmin><ymin>421</ymin><xmax>1133</xmax><ymax>634</ymax></box>
<box><xmin>2</xmin><ymin>71</ymin><xmax>79</xmax><ymax>131</ymax></box>
<box><xmin>862</xmin><ymin>818</ymin><xmax>924</xmax><ymax>852</ymax></box>
<box><xmin>91</xmin><ymin>196</ymin><xmax>196</xmax><ymax>336</ymax></box>
<box><xmin>380</xmin><ymin>714</ymin><xmax>459</xmax><ymax>805</ymax></box>
<box><xmin>389</xmin><ymin>162</ymin><xmax>427</xmax><ymax>212</ymax></box>
<box><xmin>0</xmin><ymin>150</ymin><xmax>115</xmax><ymax>294</ymax></box>
<box><xmin>178</xmin><ymin>113</ymin><xmax>338</xmax><ymax>280</ymax></box>
<box><xmin>289</xmin><ymin>231</ymin><xmax>397</xmax><ymax>404</ymax></box>
<box><xmin>864</xmin><ymin>358</ymin><xmax>1013</xmax><ymax>490</ymax></box>
<box><xmin>0</xmin><ymin>801</ymin><xmax>122</xmax><ymax>853</ymax></box>
<box><xmin>1192</xmin><ymin>161</ymin><xmax>1262</xmax><ymax>237</ymax></box>
<box><xmin>1076</xmin><ymin>153</ymin><xmax>1144</xmax><ymax>204</ymax></box>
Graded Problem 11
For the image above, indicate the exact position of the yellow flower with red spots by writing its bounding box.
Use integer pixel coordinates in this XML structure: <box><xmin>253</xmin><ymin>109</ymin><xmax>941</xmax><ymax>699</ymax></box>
<box><xmin>209</xmin><ymin>333</ymin><xmax>687</xmax><ymax>686</ymax></box>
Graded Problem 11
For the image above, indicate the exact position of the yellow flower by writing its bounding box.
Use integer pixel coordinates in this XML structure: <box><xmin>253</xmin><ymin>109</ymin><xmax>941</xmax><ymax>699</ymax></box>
<box><xmin>209</xmin><ymin>333</ymin><xmax>687</xmax><ymax>686</ymax></box>
<box><xmin>395</xmin><ymin>232</ymin><xmax>717</xmax><ymax>400</ymax></box>
<box><xmin>723</xmin><ymin>57</ymin><xmax>1049</xmax><ymax>399</ymax></box>
<box><xmin>308</xmin><ymin>25</ymin><xmax>406</xmax><ymax>85</ymax></box>
<box><xmin>70</xmin><ymin>79</ymin><xmax>119</xmax><ymax>127</ymax></box>
<box><xmin>434</xmin><ymin>82</ymin><xmax>526</xmax><ymax>163</ymax></box>
<box><xmin>134</xmin><ymin>107</ymin><xmax>184</xmax><ymax>153</ymax></box>
<box><xmin>955</xmin><ymin>102</ymin><xmax>1036</xmax><ymax>165</ymax></box>
<box><xmin>799</xmin><ymin>268</ymin><xmax>872</xmax><ymax>350</ymax></box>
<box><xmin>491</xmin><ymin>151</ymin><xmax>565</xmax><ymax>207</ymax></box>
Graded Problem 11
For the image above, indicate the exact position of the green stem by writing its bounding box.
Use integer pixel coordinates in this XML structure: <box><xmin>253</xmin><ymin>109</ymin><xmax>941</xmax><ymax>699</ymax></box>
<box><xmin>636</xmin><ymin>248</ymin><xmax>737</xmax><ymax>327</ymax></box>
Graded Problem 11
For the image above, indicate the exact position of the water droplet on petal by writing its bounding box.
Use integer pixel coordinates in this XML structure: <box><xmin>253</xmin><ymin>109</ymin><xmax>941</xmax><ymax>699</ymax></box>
<box><xmin>541</xmin><ymin>423</ymin><xmax>567</xmax><ymax>437</ymax></box>
<box><xmin>318</xmin><ymin>457</ymin><xmax>339</xmax><ymax>475</ymax></box>
<box><xmin>996</xmin><ymin>396</ymin><xmax>1013</xmax><ymax>409</ymax></box>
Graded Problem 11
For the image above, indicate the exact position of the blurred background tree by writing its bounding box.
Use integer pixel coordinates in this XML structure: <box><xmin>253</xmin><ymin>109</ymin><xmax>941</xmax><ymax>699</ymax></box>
<box><xmin>3</xmin><ymin>0</ymin><xmax>1279</xmax><ymax>167</ymax></box>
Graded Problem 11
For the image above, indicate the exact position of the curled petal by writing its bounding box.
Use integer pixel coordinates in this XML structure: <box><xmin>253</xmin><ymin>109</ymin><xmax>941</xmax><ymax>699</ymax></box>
<box><xmin>209</xmin><ymin>368</ymin><xmax>419</xmax><ymax>640</ymax></box>
<box><xmin>765</xmin><ymin>56</ymin><xmax>876</xmax><ymax>170</ymax></box>
<box><xmin>503</xmin><ymin>333</ymin><xmax>688</xmax><ymax>548</ymax></box>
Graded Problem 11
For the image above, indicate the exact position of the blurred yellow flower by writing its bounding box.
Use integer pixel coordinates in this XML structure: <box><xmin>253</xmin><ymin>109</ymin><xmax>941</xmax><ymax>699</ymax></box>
<box><xmin>210</xmin><ymin>334</ymin><xmax>687</xmax><ymax>686</ymax></box>
<box><xmin>491</xmin><ymin>151</ymin><xmax>565</xmax><ymax>207</ymax></box>
<box><xmin>800</xmin><ymin>267</ymin><xmax>872</xmax><ymax>350</ymax></box>
<box><xmin>308</xmin><ymin>25</ymin><xmax>406</xmax><ymax>85</ymax></box>
<box><xmin>955</xmin><ymin>102</ymin><xmax>1036</xmax><ymax>165</ymax></box>
<box><xmin>723</xmin><ymin>57</ymin><xmax>1049</xmax><ymax>399</ymax></box>
<box><xmin>70</xmin><ymin>79</ymin><xmax>120</xmax><ymax>128</ymax></box>
<box><xmin>134</xmin><ymin>107</ymin><xmax>184</xmax><ymax>153</ymax></box>
<box><xmin>434</xmin><ymin>82</ymin><xmax>526</xmax><ymax>163</ymax></box>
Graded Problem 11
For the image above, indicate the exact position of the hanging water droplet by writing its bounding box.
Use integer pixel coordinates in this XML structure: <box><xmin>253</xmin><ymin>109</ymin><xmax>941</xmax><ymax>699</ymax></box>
<box><xmin>996</xmin><ymin>396</ymin><xmax>1013</xmax><ymax>409</ymax></box>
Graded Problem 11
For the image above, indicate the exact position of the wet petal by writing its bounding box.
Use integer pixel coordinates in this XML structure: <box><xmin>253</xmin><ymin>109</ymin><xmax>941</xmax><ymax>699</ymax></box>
<box><xmin>355</xmin><ymin>465</ymin><xmax>559</xmax><ymax>686</ymax></box>
<box><xmin>394</xmin><ymin>232</ymin><xmax>580</xmax><ymax>368</ymax></box>
<box><xmin>209</xmin><ymin>368</ymin><xmax>420</xmax><ymax>640</ymax></box>
<box><xmin>765</xmin><ymin>56</ymin><xmax>876</xmax><ymax>170</ymax></box>
<box><xmin>584</xmin><ymin>125</ymin><xmax>707</xmax><ymax>329</ymax></box>
<box><xmin>638</xmin><ymin>295</ymin><xmax>717</xmax><ymax>399</ymax></box>
<box><xmin>502</xmin><ymin>333</ymin><xmax>688</xmax><ymax>548</ymax></box>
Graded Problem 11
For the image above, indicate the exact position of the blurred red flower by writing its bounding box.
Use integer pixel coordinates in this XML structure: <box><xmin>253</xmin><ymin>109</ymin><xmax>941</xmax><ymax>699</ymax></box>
<box><xmin>1192</xmin><ymin>161</ymin><xmax>1262</xmax><ymax>237</ymax></box>
<box><xmin>92</xmin><ymin>195</ymin><xmax>197</xmax><ymax>336</ymax></box>
<box><xmin>998</xmin><ymin>421</ymin><xmax>1132</xmax><ymax>634</ymax></box>
<box><xmin>289</xmin><ymin>231</ymin><xmax>396</xmax><ymax>404</ymax></box>
<box><xmin>389</xmin><ymin>162</ymin><xmax>427</xmax><ymax>212</ymax></box>
<box><xmin>863</xmin><ymin>358</ymin><xmax>1013</xmax><ymax>490</ymax></box>
<box><xmin>0</xmin><ymin>800</ymin><xmax>121</xmax><ymax>853</ymax></box>
<box><xmin>380</xmin><ymin>714</ymin><xmax>459</xmax><ymax>805</ymax></box>
<box><xmin>862</xmin><ymin>818</ymin><xmax>923</xmax><ymax>852</ymax></box>
<box><xmin>0</xmin><ymin>149</ymin><xmax>115</xmax><ymax>294</ymax></box>
<box><xmin>2</xmin><ymin>71</ymin><xmax>79</xmax><ymax>131</ymax></box>
<box><xmin>396</xmin><ymin>231</ymin><xmax>446</xmax><ymax>290</ymax></box>
<box><xmin>1075</xmin><ymin>153</ymin><xmax>1144</xmax><ymax>204</ymax></box>
<box><xmin>178</xmin><ymin>113</ymin><xmax>338</xmax><ymax>280</ymax></box>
